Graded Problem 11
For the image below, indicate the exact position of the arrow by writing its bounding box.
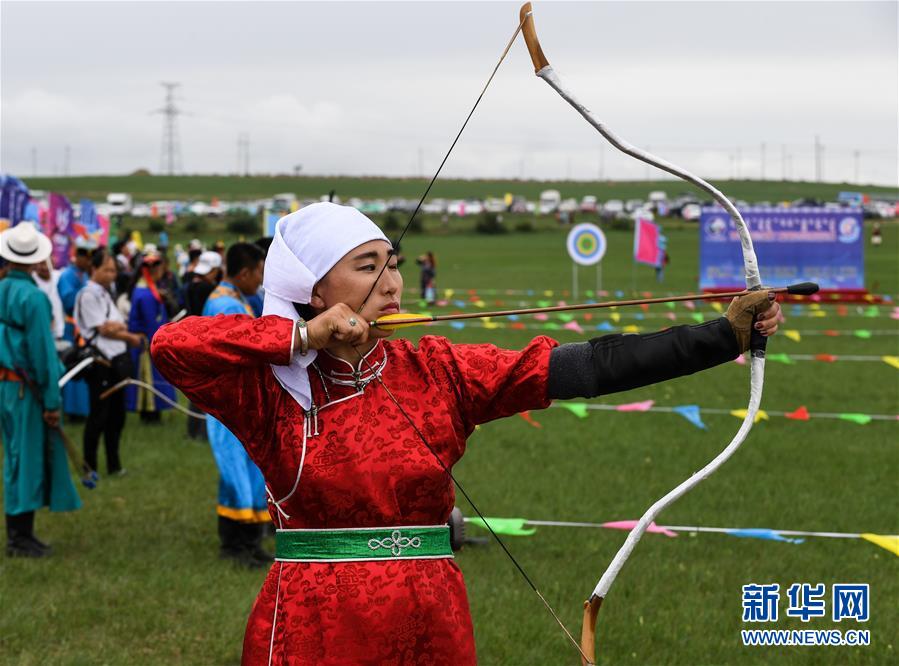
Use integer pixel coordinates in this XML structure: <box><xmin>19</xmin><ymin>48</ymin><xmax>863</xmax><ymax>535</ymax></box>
<box><xmin>372</xmin><ymin>282</ymin><xmax>818</xmax><ymax>329</ymax></box>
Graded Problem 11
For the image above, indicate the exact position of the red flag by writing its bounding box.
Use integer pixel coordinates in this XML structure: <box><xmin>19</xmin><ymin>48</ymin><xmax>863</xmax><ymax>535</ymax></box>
<box><xmin>785</xmin><ymin>406</ymin><xmax>810</xmax><ymax>421</ymax></box>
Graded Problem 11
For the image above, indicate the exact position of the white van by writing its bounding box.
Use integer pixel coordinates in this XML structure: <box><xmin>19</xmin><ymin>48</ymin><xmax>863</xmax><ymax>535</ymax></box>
<box><xmin>106</xmin><ymin>193</ymin><xmax>132</xmax><ymax>216</ymax></box>
<box><xmin>538</xmin><ymin>189</ymin><xmax>561</xmax><ymax>215</ymax></box>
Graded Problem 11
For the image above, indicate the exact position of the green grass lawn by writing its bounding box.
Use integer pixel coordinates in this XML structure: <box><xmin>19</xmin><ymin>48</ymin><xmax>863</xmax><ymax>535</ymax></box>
<box><xmin>1</xmin><ymin>220</ymin><xmax>897</xmax><ymax>665</ymax></box>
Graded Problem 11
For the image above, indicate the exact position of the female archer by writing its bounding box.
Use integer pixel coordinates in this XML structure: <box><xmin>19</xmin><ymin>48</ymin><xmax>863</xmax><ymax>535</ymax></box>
<box><xmin>151</xmin><ymin>202</ymin><xmax>780</xmax><ymax>665</ymax></box>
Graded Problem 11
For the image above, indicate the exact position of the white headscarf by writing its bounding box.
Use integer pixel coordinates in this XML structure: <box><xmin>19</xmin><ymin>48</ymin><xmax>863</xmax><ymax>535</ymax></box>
<box><xmin>262</xmin><ymin>202</ymin><xmax>390</xmax><ymax>410</ymax></box>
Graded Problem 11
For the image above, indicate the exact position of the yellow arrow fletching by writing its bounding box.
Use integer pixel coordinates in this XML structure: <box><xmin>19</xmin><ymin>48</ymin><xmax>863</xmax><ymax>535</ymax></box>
<box><xmin>371</xmin><ymin>313</ymin><xmax>433</xmax><ymax>330</ymax></box>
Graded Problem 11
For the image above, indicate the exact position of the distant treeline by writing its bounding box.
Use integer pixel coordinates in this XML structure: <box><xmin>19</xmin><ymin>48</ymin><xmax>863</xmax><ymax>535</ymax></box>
<box><xmin>24</xmin><ymin>174</ymin><xmax>899</xmax><ymax>205</ymax></box>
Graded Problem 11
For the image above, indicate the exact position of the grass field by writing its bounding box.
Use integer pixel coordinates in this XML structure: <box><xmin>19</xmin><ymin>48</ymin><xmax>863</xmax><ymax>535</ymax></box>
<box><xmin>1</xmin><ymin>217</ymin><xmax>897</xmax><ymax>664</ymax></box>
<box><xmin>24</xmin><ymin>174</ymin><xmax>899</xmax><ymax>205</ymax></box>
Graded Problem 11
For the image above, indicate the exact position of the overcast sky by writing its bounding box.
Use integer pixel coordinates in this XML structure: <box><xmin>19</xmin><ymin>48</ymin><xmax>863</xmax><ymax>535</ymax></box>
<box><xmin>2</xmin><ymin>1</ymin><xmax>896</xmax><ymax>185</ymax></box>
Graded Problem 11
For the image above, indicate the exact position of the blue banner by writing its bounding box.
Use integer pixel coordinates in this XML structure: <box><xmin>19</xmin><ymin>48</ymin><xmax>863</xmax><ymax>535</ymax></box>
<box><xmin>699</xmin><ymin>207</ymin><xmax>864</xmax><ymax>291</ymax></box>
<box><xmin>0</xmin><ymin>174</ymin><xmax>31</xmax><ymax>230</ymax></box>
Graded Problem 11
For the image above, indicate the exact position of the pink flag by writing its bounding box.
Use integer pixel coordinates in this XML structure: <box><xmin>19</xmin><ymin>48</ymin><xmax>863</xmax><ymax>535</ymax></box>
<box><xmin>563</xmin><ymin>320</ymin><xmax>584</xmax><ymax>334</ymax></box>
<box><xmin>603</xmin><ymin>520</ymin><xmax>678</xmax><ymax>537</ymax></box>
<box><xmin>616</xmin><ymin>400</ymin><xmax>655</xmax><ymax>412</ymax></box>
<box><xmin>633</xmin><ymin>218</ymin><xmax>661</xmax><ymax>266</ymax></box>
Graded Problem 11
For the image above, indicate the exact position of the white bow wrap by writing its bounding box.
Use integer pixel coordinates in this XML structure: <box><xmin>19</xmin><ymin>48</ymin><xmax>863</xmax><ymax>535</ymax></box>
<box><xmin>262</xmin><ymin>202</ymin><xmax>389</xmax><ymax>410</ymax></box>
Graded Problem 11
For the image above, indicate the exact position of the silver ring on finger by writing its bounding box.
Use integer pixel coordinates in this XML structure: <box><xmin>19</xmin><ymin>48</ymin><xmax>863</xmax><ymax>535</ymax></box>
<box><xmin>348</xmin><ymin>317</ymin><xmax>357</xmax><ymax>327</ymax></box>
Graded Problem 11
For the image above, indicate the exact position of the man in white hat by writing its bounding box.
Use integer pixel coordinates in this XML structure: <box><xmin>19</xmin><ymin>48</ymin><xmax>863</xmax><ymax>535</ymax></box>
<box><xmin>0</xmin><ymin>223</ymin><xmax>82</xmax><ymax>558</ymax></box>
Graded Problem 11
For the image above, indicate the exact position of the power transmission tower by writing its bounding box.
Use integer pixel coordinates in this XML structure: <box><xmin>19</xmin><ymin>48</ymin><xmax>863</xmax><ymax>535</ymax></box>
<box><xmin>814</xmin><ymin>135</ymin><xmax>822</xmax><ymax>182</ymax></box>
<box><xmin>760</xmin><ymin>142</ymin><xmax>766</xmax><ymax>181</ymax></box>
<box><xmin>64</xmin><ymin>145</ymin><xmax>71</xmax><ymax>176</ymax></box>
<box><xmin>854</xmin><ymin>150</ymin><xmax>860</xmax><ymax>184</ymax></box>
<box><xmin>237</xmin><ymin>133</ymin><xmax>250</xmax><ymax>176</ymax></box>
<box><xmin>154</xmin><ymin>82</ymin><xmax>184</xmax><ymax>175</ymax></box>
<box><xmin>31</xmin><ymin>147</ymin><xmax>37</xmax><ymax>176</ymax></box>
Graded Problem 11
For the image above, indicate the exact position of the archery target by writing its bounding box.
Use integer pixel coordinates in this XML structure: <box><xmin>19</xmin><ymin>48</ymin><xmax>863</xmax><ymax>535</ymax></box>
<box><xmin>566</xmin><ymin>223</ymin><xmax>606</xmax><ymax>266</ymax></box>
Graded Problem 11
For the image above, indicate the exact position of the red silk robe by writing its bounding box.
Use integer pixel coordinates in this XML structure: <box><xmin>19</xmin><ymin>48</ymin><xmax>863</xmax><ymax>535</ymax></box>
<box><xmin>151</xmin><ymin>315</ymin><xmax>556</xmax><ymax>665</ymax></box>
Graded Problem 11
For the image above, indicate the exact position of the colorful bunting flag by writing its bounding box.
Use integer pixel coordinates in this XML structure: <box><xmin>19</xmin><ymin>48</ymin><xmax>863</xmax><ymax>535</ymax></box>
<box><xmin>727</xmin><ymin>528</ymin><xmax>804</xmax><ymax>544</ymax></box>
<box><xmin>467</xmin><ymin>517</ymin><xmax>537</xmax><ymax>536</ymax></box>
<box><xmin>558</xmin><ymin>402</ymin><xmax>589</xmax><ymax>419</ymax></box>
<box><xmin>768</xmin><ymin>353</ymin><xmax>795</xmax><ymax>365</ymax></box>
<box><xmin>861</xmin><ymin>533</ymin><xmax>899</xmax><ymax>557</ymax></box>
<box><xmin>730</xmin><ymin>409</ymin><xmax>769</xmax><ymax>423</ymax></box>
<box><xmin>616</xmin><ymin>400</ymin><xmax>655</xmax><ymax>412</ymax></box>
<box><xmin>784</xmin><ymin>330</ymin><xmax>801</xmax><ymax>342</ymax></box>
<box><xmin>563</xmin><ymin>320</ymin><xmax>583</xmax><ymax>334</ymax></box>
<box><xmin>673</xmin><ymin>404</ymin><xmax>706</xmax><ymax>429</ymax></box>
<box><xmin>784</xmin><ymin>406</ymin><xmax>810</xmax><ymax>421</ymax></box>
<box><xmin>854</xmin><ymin>330</ymin><xmax>872</xmax><ymax>339</ymax></box>
<box><xmin>839</xmin><ymin>413</ymin><xmax>872</xmax><ymax>425</ymax></box>
<box><xmin>602</xmin><ymin>520</ymin><xmax>677</xmax><ymax>537</ymax></box>
<box><xmin>518</xmin><ymin>411</ymin><xmax>542</xmax><ymax>428</ymax></box>
<box><xmin>882</xmin><ymin>356</ymin><xmax>899</xmax><ymax>370</ymax></box>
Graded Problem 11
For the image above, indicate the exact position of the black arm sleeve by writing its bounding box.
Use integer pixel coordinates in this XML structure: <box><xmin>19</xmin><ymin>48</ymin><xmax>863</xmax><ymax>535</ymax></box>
<box><xmin>547</xmin><ymin>317</ymin><xmax>739</xmax><ymax>400</ymax></box>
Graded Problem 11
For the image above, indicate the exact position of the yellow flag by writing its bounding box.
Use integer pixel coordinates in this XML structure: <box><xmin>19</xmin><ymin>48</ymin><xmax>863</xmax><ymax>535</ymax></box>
<box><xmin>810</xmin><ymin>310</ymin><xmax>827</xmax><ymax>318</ymax></box>
<box><xmin>611</xmin><ymin>313</ymin><xmax>620</xmax><ymax>323</ymax></box>
<box><xmin>711</xmin><ymin>302</ymin><xmax>723</xmax><ymax>313</ymax></box>
<box><xmin>474</xmin><ymin>300</ymin><xmax>486</xmax><ymax>308</ymax></box>
<box><xmin>444</xmin><ymin>289</ymin><xmax>454</xmax><ymax>299</ymax></box>
<box><xmin>861</xmin><ymin>534</ymin><xmax>899</xmax><ymax>557</ymax></box>
<box><xmin>784</xmin><ymin>330</ymin><xmax>801</xmax><ymax>343</ymax></box>
<box><xmin>730</xmin><ymin>409</ymin><xmax>769</xmax><ymax>424</ymax></box>
<box><xmin>623</xmin><ymin>325</ymin><xmax>641</xmax><ymax>333</ymax></box>
<box><xmin>132</xmin><ymin>230</ymin><xmax>144</xmax><ymax>250</ymax></box>
<box><xmin>882</xmin><ymin>356</ymin><xmax>899</xmax><ymax>371</ymax></box>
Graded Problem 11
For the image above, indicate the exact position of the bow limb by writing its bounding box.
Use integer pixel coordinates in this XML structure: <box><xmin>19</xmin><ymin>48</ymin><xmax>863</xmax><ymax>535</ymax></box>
<box><xmin>99</xmin><ymin>378</ymin><xmax>206</xmax><ymax>419</ymax></box>
<box><xmin>519</xmin><ymin>5</ymin><xmax>767</xmax><ymax>664</ymax></box>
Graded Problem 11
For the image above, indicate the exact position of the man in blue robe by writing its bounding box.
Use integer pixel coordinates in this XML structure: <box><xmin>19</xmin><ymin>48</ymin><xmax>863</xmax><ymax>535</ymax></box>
<box><xmin>201</xmin><ymin>242</ymin><xmax>271</xmax><ymax>567</ymax></box>
<box><xmin>57</xmin><ymin>242</ymin><xmax>93</xmax><ymax>417</ymax></box>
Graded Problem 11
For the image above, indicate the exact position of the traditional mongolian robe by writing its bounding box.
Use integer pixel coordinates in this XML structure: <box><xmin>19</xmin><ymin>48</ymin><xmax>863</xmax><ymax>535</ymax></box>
<box><xmin>200</xmin><ymin>282</ymin><xmax>269</xmax><ymax>524</ymax></box>
<box><xmin>0</xmin><ymin>270</ymin><xmax>81</xmax><ymax>515</ymax></box>
<box><xmin>126</xmin><ymin>278</ymin><xmax>175</xmax><ymax>413</ymax></box>
<box><xmin>57</xmin><ymin>263</ymin><xmax>90</xmax><ymax>416</ymax></box>
<box><xmin>151</xmin><ymin>314</ymin><xmax>555</xmax><ymax>665</ymax></box>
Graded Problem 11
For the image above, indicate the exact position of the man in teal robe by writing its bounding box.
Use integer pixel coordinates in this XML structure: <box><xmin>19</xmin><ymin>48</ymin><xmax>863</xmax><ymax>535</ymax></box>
<box><xmin>0</xmin><ymin>223</ymin><xmax>82</xmax><ymax>558</ymax></box>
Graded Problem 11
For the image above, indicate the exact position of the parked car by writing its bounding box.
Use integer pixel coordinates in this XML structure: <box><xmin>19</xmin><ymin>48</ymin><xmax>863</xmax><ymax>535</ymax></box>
<box><xmin>601</xmin><ymin>199</ymin><xmax>624</xmax><ymax>219</ymax></box>
<box><xmin>681</xmin><ymin>203</ymin><xmax>702</xmax><ymax>221</ymax></box>
<box><xmin>422</xmin><ymin>199</ymin><xmax>448</xmax><ymax>214</ymax></box>
<box><xmin>484</xmin><ymin>197</ymin><xmax>507</xmax><ymax>213</ymax></box>
<box><xmin>624</xmin><ymin>199</ymin><xmax>645</xmax><ymax>213</ymax></box>
<box><xmin>559</xmin><ymin>198</ymin><xmax>579</xmax><ymax>214</ymax></box>
<box><xmin>579</xmin><ymin>195</ymin><xmax>598</xmax><ymax>213</ymax></box>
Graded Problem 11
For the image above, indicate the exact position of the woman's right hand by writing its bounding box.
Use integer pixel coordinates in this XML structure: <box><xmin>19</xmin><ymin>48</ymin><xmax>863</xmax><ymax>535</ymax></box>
<box><xmin>306</xmin><ymin>303</ymin><xmax>370</xmax><ymax>350</ymax></box>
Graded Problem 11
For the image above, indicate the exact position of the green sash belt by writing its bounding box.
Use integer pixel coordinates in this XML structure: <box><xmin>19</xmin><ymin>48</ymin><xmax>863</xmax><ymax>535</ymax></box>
<box><xmin>275</xmin><ymin>526</ymin><xmax>453</xmax><ymax>562</ymax></box>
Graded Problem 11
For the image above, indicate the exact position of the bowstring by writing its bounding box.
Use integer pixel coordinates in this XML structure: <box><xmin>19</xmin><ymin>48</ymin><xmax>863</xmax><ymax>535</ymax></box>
<box><xmin>345</xmin><ymin>13</ymin><xmax>592</xmax><ymax>663</ymax></box>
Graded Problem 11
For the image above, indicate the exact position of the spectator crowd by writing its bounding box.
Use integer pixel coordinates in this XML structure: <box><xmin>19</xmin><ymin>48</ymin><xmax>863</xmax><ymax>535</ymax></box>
<box><xmin>0</xmin><ymin>223</ymin><xmax>273</xmax><ymax>567</ymax></box>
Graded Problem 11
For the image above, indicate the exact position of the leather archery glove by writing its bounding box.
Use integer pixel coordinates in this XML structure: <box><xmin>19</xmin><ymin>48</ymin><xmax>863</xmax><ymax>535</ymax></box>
<box><xmin>725</xmin><ymin>290</ymin><xmax>775</xmax><ymax>353</ymax></box>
